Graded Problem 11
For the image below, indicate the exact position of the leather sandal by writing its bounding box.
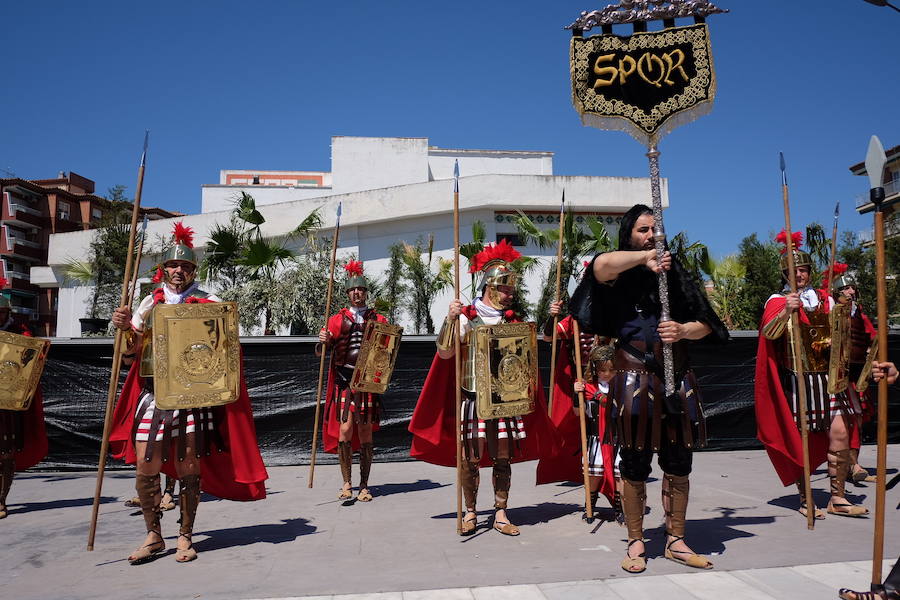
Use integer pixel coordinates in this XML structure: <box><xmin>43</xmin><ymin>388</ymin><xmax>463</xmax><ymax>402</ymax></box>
<box><xmin>461</xmin><ymin>512</ymin><xmax>477</xmax><ymax>535</ymax></box>
<box><xmin>492</xmin><ymin>513</ymin><xmax>520</xmax><ymax>536</ymax></box>
<box><xmin>0</xmin><ymin>504</ymin><xmax>7</xmax><ymax>519</ymax></box>
<box><xmin>337</xmin><ymin>486</ymin><xmax>352</xmax><ymax>500</ymax></box>
<box><xmin>851</xmin><ymin>467</ymin><xmax>870</xmax><ymax>484</ymax></box>
<box><xmin>838</xmin><ymin>589</ymin><xmax>892</xmax><ymax>600</ymax></box>
<box><xmin>620</xmin><ymin>539</ymin><xmax>646</xmax><ymax>573</ymax></box>
<box><xmin>128</xmin><ymin>535</ymin><xmax>165</xmax><ymax>565</ymax></box>
<box><xmin>160</xmin><ymin>493</ymin><xmax>176</xmax><ymax>511</ymax></box>
<box><xmin>798</xmin><ymin>501</ymin><xmax>826</xmax><ymax>520</ymax></box>
<box><xmin>664</xmin><ymin>535</ymin><xmax>713</xmax><ymax>569</ymax></box>
<box><xmin>356</xmin><ymin>488</ymin><xmax>373</xmax><ymax>502</ymax></box>
<box><xmin>175</xmin><ymin>534</ymin><xmax>198</xmax><ymax>563</ymax></box>
<box><xmin>124</xmin><ymin>496</ymin><xmax>141</xmax><ymax>508</ymax></box>
<box><xmin>828</xmin><ymin>499</ymin><xmax>869</xmax><ymax>518</ymax></box>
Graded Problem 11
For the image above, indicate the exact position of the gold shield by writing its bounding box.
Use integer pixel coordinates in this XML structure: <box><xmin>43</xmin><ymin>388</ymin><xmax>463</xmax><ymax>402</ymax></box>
<box><xmin>827</xmin><ymin>302</ymin><xmax>851</xmax><ymax>395</ymax></box>
<box><xmin>474</xmin><ymin>322</ymin><xmax>537</xmax><ymax>419</ymax></box>
<box><xmin>0</xmin><ymin>331</ymin><xmax>50</xmax><ymax>411</ymax></box>
<box><xmin>856</xmin><ymin>337</ymin><xmax>879</xmax><ymax>393</ymax></box>
<box><xmin>151</xmin><ymin>302</ymin><xmax>240</xmax><ymax>410</ymax></box>
<box><xmin>350</xmin><ymin>320</ymin><xmax>404</xmax><ymax>394</ymax></box>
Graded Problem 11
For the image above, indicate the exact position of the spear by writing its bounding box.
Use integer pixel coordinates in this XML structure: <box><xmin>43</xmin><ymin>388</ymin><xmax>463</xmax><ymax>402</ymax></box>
<box><xmin>779</xmin><ymin>152</ymin><xmax>815</xmax><ymax>530</ymax></box>
<box><xmin>127</xmin><ymin>216</ymin><xmax>149</xmax><ymax>308</ymax></box>
<box><xmin>571</xmin><ymin>318</ymin><xmax>594</xmax><ymax>521</ymax></box>
<box><xmin>308</xmin><ymin>202</ymin><xmax>341</xmax><ymax>488</ymax></box>
<box><xmin>825</xmin><ymin>202</ymin><xmax>840</xmax><ymax>296</ymax></box>
<box><xmin>453</xmin><ymin>160</ymin><xmax>464</xmax><ymax>535</ymax></box>
<box><xmin>547</xmin><ymin>190</ymin><xmax>566</xmax><ymax>416</ymax></box>
<box><xmin>87</xmin><ymin>131</ymin><xmax>149</xmax><ymax>550</ymax></box>
<box><xmin>864</xmin><ymin>135</ymin><xmax>889</xmax><ymax>592</ymax></box>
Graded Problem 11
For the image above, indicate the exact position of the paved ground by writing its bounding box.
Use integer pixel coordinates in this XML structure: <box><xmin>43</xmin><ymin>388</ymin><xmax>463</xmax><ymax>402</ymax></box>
<box><xmin>3</xmin><ymin>446</ymin><xmax>898</xmax><ymax>600</ymax></box>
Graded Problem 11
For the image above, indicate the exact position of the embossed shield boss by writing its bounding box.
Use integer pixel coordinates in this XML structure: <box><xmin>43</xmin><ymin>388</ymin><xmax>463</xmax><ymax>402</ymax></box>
<box><xmin>474</xmin><ymin>322</ymin><xmax>537</xmax><ymax>419</ymax></box>
<box><xmin>350</xmin><ymin>320</ymin><xmax>404</xmax><ymax>394</ymax></box>
<box><xmin>0</xmin><ymin>331</ymin><xmax>50</xmax><ymax>411</ymax></box>
<box><xmin>152</xmin><ymin>302</ymin><xmax>240</xmax><ymax>410</ymax></box>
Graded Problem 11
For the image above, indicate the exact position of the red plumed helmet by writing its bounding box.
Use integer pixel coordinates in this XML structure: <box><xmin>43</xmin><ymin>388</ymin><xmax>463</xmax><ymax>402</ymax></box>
<box><xmin>774</xmin><ymin>229</ymin><xmax>804</xmax><ymax>254</ymax></box>
<box><xmin>173</xmin><ymin>222</ymin><xmax>195</xmax><ymax>249</ymax></box>
<box><xmin>343</xmin><ymin>260</ymin><xmax>367</xmax><ymax>292</ymax></box>
<box><xmin>343</xmin><ymin>260</ymin><xmax>364</xmax><ymax>277</ymax></box>
<box><xmin>775</xmin><ymin>229</ymin><xmax>813</xmax><ymax>270</ymax></box>
<box><xmin>469</xmin><ymin>239</ymin><xmax>521</xmax><ymax>274</ymax></box>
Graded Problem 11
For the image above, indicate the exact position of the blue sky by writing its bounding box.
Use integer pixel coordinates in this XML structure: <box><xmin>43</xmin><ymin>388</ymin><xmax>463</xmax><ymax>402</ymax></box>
<box><xmin>4</xmin><ymin>1</ymin><xmax>898</xmax><ymax>259</ymax></box>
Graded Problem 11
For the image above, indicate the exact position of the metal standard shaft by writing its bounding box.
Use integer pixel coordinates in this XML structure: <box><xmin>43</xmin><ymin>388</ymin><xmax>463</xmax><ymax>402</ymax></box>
<box><xmin>646</xmin><ymin>147</ymin><xmax>676</xmax><ymax>396</ymax></box>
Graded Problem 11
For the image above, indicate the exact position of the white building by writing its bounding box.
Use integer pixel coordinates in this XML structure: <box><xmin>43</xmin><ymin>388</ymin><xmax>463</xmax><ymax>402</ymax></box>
<box><xmin>33</xmin><ymin>136</ymin><xmax>666</xmax><ymax>337</ymax></box>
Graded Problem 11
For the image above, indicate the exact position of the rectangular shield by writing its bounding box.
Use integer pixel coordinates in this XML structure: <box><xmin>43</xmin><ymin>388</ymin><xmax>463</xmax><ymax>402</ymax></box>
<box><xmin>473</xmin><ymin>322</ymin><xmax>537</xmax><ymax>420</ymax></box>
<box><xmin>0</xmin><ymin>331</ymin><xmax>50</xmax><ymax>411</ymax></box>
<box><xmin>350</xmin><ymin>320</ymin><xmax>404</xmax><ymax>394</ymax></box>
<box><xmin>856</xmin><ymin>337</ymin><xmax>879</xmax><ymax>394</ymax></box>
<box><xmin>828</xmin><ymin>302</ymin><xmax>851</xmax><ymax>395</ymax></box>
<box><xmin>152</xmin><ymin>302</ymin><xmax>241</xmax><ymax>410</ymax></box>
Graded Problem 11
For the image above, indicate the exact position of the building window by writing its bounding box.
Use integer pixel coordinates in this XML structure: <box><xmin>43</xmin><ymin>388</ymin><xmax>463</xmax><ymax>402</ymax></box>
<box><xmin>58</xmin><ymin>201</ymin><xmax>70</xmax><ymax>221</ymax></box>
<box><xmin>496</xmin><ymin>233</ymin><xmax>524</xmax><ymax>247</ymax></box>
<box><xmin>92</xmin><ymin>208</ymin><xmax>102</xmax><ymax>220</ymax></box>
<box><xmin>252</xmin><ymin>176</ymin><xmax>260</xmax><ymax>185</ymax></box>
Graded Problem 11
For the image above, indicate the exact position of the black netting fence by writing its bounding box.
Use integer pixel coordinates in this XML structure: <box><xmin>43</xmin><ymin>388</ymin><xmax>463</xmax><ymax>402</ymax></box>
<box><xmin>37</xmin><ymin>333</ymin><xmax>900</xmax><ymax>470</ymax></box>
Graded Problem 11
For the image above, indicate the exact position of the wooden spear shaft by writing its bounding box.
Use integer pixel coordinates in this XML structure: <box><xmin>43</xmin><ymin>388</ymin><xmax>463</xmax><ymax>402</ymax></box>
<box><xmin>87</xmin><ymin>132</ymin><xmax>148</xmax><ymax>550</ymax></box>
<box><xmin>308</xmin><ymin>206</ymin><xmax>341</xmax><ymax>487</ymax></box>
<box><xmin>453</xmin><ymin>164</ymin><xmax>464</xmax><ymax>536</ymax></box>
<box><xmin>870</xmin><ymin>199</ymin><xmax>889</xmax><ymax>586</ymax></box>
<box><xmin>780</xmin><ymin>154</ymin><xmax>815</xmax><ymax>531</ymax></box>
<box><xmin>547</xmin><ymin>192</ymin><xmax>566</xmax><ymax>416</ymax></box>
<box><xmin>571</xmin><ymin>319</ymin><xmax>594</xmax><ymax>521</ymax></box>
<box><xmin>826</xmin><ymin>203</ymin><xmax>839</xmax><ymax>298</ymax></box>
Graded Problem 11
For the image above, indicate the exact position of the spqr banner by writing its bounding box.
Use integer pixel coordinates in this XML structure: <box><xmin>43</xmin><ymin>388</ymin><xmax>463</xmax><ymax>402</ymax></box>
<box><xmin>571</xmin><ymin>22</ymin><xmax>717</xmax><ymax>146</ymax></box>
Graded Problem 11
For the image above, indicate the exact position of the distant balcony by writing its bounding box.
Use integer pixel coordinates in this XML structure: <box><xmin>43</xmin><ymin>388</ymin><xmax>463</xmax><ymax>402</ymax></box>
<box><xmin>3</xmin><ymin>242</ymin><xmax>43</xmax><ymax>261</ymax></box>
<box><xmin>854</xmin><ymin>179</ymin><xmax>900</xmax><ymax>213</ymax></box>
<box><xmin>858</xmin><ymin>216</ymin><xmax>900</xmax><ymax>245</ymax></box>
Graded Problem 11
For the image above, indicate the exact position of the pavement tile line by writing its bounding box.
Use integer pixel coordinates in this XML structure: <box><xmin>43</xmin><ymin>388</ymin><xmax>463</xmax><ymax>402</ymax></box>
<box><xmin>244</xmin><ymin>560</ymin><xmax>897</xmax><ymax>600</ymax></box>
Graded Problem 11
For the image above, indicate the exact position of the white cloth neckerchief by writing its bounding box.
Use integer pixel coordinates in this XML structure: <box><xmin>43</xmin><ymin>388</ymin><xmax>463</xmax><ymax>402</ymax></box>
<box><xmin>163</xmin><ymin>282</ymin><xmax>198</xmax><ymax>305</ymax></box>
<box><xmin>349</xmin><ymin>305</ymin><xmax>368</xmax><ymax>323</ymax></box>
<box><xmin>783</xmin><ymin>285</ymin><xmax>820</xmax><ymax>310</ymax></box>
<box><xmin>851</xmin><ymin>301</ymin><xmax>859</xmax><ymax>317</ymax></box>
<box><xmin>473</xmin><ymin>297</ymin><xmax>502</xmax><ymax>320</ymax></box>
<box><xmin>597</xmin><ymin>380</ymin><xmax>609</xmax><ymax>394</ymax></box>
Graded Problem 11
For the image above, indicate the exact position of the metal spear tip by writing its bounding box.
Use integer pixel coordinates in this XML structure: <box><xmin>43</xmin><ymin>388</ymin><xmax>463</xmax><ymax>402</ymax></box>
<box><xmin>865</xmin><ymin>135</ymin><xmax>887</xmax><ymax>190</ymax></box>
<box><xmin>834</xmin><ymin>201</ymin><xmax>840</xmax><ymax>218</ymax></box>
<box><xmin>779</xmin><ymin>152</ymin><xmax>787</xmax><ymax>185</ymax></box>
<box><xmin>453</xmin><ymin>160</ymin><xmax>459</xmax><ymax>179</ymax></box>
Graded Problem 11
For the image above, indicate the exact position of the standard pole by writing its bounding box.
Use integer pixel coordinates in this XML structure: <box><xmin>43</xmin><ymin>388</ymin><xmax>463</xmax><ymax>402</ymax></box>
<box><xmin>308</xmin><ymin>206</ymin><xmax>341</xmax><ymax>487</ymax></box>
<box><xmin>547</xmin><ymin>191</ymin><xmax>566</xmax><ymax>416</ymax></box>
<box><xmin>571</xmin><ymin>319</ymin><xmax>594</xmax><ymax>521</ymax></box>
<box><xmin>870</xmin><ymin>186</ymin><xmax>889</xmax><ymax>587</ymax></box>
<box><xmin>779</xmin><ymin>153</ymin><xmax>815</xmax><ymax>530</ymax></box>
<box><xmin>453</xmin><ymin>162</ymin><xmax>464</xmax><ymax>535</ymax></box>
<box><xmin>646</xmin><ymin>147</ymin><xmax>676</xmax><ymax>397</ymax></box>
<box><xmin>87</xmin><ymin>131</ymin><xmax>148</xmax><ymax>550</ymax></box>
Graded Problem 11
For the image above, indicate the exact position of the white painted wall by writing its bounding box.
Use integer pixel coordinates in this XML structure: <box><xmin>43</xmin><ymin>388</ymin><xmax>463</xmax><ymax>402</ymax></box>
<box><xmin>39</xmin><ymin>137</ymin><xmax>667</xmax><ymax>337</ymax></box>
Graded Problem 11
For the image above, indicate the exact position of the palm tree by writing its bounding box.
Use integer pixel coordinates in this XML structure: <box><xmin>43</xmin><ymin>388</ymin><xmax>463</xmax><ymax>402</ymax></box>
<box><xmin>669</xmin><ymin>231</ymin><xmax>712</xmax><ymax>287</ymax></box>
<box><xmin>201</xmin><ymin>191</ymin><xmax>322</xmax><ymax>333</ymax></box>
<box><xmin>514</xmin><ymin>210</ymin><xmax>614</xmax><ymax>325</ymax></box>
<box><xmin>706</xmin><ymin>254</ymin><xmax>748</xmax><ymax>330</ymax></box>
<box><xmin>400</xmin><ymin>235</ymin><xmax>453</xmax><ymax>334</ymax></box>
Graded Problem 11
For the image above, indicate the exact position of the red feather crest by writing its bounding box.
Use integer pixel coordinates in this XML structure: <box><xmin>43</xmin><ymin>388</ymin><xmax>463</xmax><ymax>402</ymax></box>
<box><xmin>343</xmin><ymin>260</ymin><xmax>364</xmax><ymax>277</ymax></box>
<box><xmin>832</xmin><ymin>262</ymin><xmax>848</xmax><ymax>275</ymax></box>
<box><xmin>152</xmin><ymin>267</ymin><xmax>164</xmax><ymax>283</ymax></box>
<box><xmin>0</xmin><ymin>277</ymin><xmax>8</xmax><ymax>288</ymax></box>
<box><xmin>172</xmin><ymin>221</ymin><xmax>194</xmax><ymax>248</ymax></box>
<box><xmin>469</xmin><ymin>239</ymin><xmax>521</xmax><ymax>273</ymax></box>
<box><xmin>774</xmin><ymin>229</ymin><xmax>804</xmax><ymax>254</ymax></box>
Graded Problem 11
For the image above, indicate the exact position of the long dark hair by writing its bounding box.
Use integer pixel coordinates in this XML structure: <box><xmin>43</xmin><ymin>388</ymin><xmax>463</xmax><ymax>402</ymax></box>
<box><xmin>618</xmin><ymin>204</ymin><xmax>653</xmax><ymax>251</ymax></box>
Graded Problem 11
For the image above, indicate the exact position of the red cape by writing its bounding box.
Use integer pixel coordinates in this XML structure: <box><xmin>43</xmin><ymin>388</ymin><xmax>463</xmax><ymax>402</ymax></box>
<box><xmin>321</xmin><ymin>309</ymin><xmax>386</xmax><ymax>453</ymax></box>
<box><xmin>109</xmin><ymin>356</ymin><xmax>268</xmax><ymax>501</ymax></box>
<box><xmin>10</xmin><ymin>326</ymin><xmax>48</xmax><ymax>471</ymax></box>
<box><xmin>535</xmin><ymin>332</ymin><xmax>616</xmax><ymax>504</ymax></box>
<box><xmin>13</xmin><ymin>388</ymin><xmax>48</xmax><ymax>471</ymax></box>
<box><xmin>754</xmin><ymin>295</ymin><xmax>829</xmax><ymax>487</ymax></box>
<box><xmin>409</xmin><ymin>351</ymin><xmax>563</xmax><ymax>468</ymax></box>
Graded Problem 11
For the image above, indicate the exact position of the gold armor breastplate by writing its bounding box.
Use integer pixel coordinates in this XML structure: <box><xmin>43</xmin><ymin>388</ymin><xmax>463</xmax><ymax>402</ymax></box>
<box><xmin>139</xmin><ymin>308</ymin><xmax>155</xmax><ymax>378</ymax></box>
<box><xmin>784</xmin><ymin>303</ymin><xmax>831</xmax><ymax>373</ymax></box>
